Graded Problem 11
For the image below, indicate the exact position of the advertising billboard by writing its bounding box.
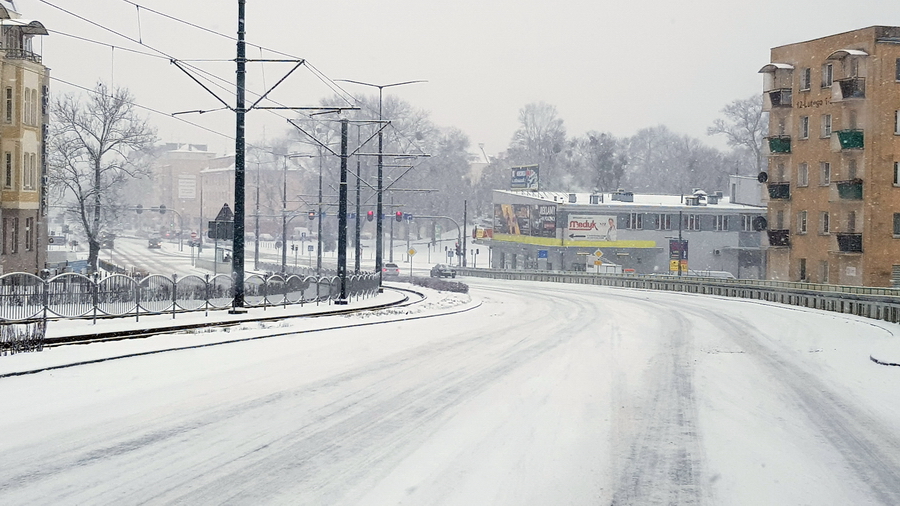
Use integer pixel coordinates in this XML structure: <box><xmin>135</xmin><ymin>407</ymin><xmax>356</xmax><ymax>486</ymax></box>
<box><xmin>510</xmin><ymin>165</ymin><xmax>539</xmax><ymax>190</ymax></box>
<box><xmin>566</xmin><ymin>214</ymin><xmax>617</xmax><ymax>242</ymax></box>
<box><xmin>494</xmin><ymin>203</ymin><xmax>556</xmax><ymax>238</ymax></box>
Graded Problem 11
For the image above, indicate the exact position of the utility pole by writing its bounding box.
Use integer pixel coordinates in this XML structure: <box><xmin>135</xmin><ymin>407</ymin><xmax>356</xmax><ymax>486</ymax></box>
<box><xmin>462</xmin><ymin>200</ymin><xmax>468</xmax><ymax>267</ymax></box>
<box><xmin>230</xmin><ymin>0</ymin><xmax>247</xmax><ymax>311</ymax></box>
<box><xmin>355</xmin><ymin>126</ymin><xmax>363</xmax><ymax>273</ymax></box>
<box><xmin>336</xmin><ymin>118</ymin><xmax>349</xmax><ymax>303</ymax></box>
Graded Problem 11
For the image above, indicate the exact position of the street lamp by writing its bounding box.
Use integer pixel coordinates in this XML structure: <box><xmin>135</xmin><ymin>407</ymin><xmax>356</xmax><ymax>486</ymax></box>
<box><xmin>336</xmin><ymin>78</ymin><xmax>426</xmax><ymax>291</ymax></box>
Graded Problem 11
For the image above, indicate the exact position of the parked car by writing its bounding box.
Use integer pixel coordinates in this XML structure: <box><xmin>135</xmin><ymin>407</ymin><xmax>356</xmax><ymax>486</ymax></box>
<box><xmin>382</xmin><ymin>262</ymin><xmax>400</xmax><ymax>278</ymax></box>
<box><xmin>430</xmin><ymin>264</ymin><xmax>456</xmax><ymax>278</ymax></box>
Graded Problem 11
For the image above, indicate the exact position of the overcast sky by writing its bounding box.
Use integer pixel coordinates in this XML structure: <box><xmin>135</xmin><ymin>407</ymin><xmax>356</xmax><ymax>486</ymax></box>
<box><xmin>18</xmin><ymin>0</ymin><xmax>900</xmax><ymax>158</ymax></box>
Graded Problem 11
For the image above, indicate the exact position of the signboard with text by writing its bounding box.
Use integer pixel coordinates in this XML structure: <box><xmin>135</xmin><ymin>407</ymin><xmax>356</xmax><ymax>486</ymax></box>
<box><xmin>566</xmin><ymin>214</ymin><xmax>617</xmax><ymax>242</ymax></box>
<box><xmin>510</xmin><ymin>165</ymin><xmax>539</xmax><ymax>190</ymax></box>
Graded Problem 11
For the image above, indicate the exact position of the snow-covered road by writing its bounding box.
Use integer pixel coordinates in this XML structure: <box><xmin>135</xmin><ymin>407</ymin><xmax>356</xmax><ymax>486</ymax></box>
<box><xmin>2</xmin><ymin>278</ymin><xmax>900</xmax><ymax>504</ymax></box>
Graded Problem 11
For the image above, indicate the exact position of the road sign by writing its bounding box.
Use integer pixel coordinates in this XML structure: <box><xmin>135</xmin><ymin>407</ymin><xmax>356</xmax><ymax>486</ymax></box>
<box><xmin>307</xmin><ymin>245</ymin><xmax>314</xmax><ymax>252</ymax></box>
<box><xmin>594</xmin><ymin>249</ymin><xmax>603</xmax><ymax>257</ymax></box>
<box><xmin>214</xmin><ymin>204</ymin><xmax>234</xmax><ymax>222</ymax></box>
<box><xmin>408</xmin><ymin>248</ymin><xmax>417</xmax><ymax>256</ymax></box>
<box><xmin>190</xmin><ymin>231</ymin><xmax>198</xmax><ymax>239</ymax></box>
<box><xmin>538</xmin><ymin>250</ymin><xmax>548</xmax><ymax>259</ymax></box>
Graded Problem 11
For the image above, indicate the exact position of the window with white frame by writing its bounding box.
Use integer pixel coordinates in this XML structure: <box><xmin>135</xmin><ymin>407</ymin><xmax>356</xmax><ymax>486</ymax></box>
<box><xmin>741</xmin><ymin>215</ymin><xmax>753</xmax><ymax>231</ymax></box>
<box><xmin>714</xmin><ymin>215</ymin><xmax>729</xmax><ymax>231</ymax></box>
<box><xmin>686</xmin><ymin>214</ymin><xmax>700</xmax><ymax>231</ymax></box>
<box><xmin>3</xmin><ymin>152</ymin><xmax>10</xmax><ymax>188</ymax></box>
<box><xmin>820</xmin><ymin>162</ymin><xmax>831</xmax><ymax>186</ymax></box>
<box><xmin>24</xmin><ymin>217</ymin><xmax>33</xmax><ymax>251</ymax></box>
<box><xmin>798</xmin><ymin>162</ymin><xmax>809</xmax><ymax>186</ymax></box>
<box><xmin>4</xmin><ymin>87</ymin><xmax>11</xmax><ymax>123</ymax></box>
<box><xmin>821</xmin><ymin>63</ymin><xmax>833</xmax><ymax>88</ymax></box>
<box><xmin>895</xmin><ymin>110</ymin><xmax>900</xmax><ymax>135</ymax></box>
<box><xmin>820</xmin><ymin>211</ymin><xmax>830</xmax><ymax>234</ymax></box>
<box><xmin>628</xmin><ymin>213</ymin><xmax>643</xmax><ymax>230</ymax></box>
<box><xmin>800</xmin><ymin>116</ymin><xmax>810</xmax><ymax>139</ymax></box>
<box><xmin>821</xmin><ymin>114</ymin><xmax>832</xmax><ymax>138</ymax></box>
<box><xmin>800</xmin><ymin>67</ymin><xmax>811</xmax><ymax>90</ymax></box>
<box><xmin>798</xmin><ymin>210</ymin><xmax>808</xmax><ymax>234</ymax></box>
<box><xmin>894</xmin><ymin>213</ymin><xmax>900</xmax><ymax>237</ymax></box>
<box><xmin>657</xmin><ymin>213</ymin><xmax>671</xmax><ymax>230</ymax></box>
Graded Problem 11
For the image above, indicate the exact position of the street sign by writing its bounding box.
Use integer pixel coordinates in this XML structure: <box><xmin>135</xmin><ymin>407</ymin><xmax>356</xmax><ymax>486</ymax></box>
<box><xmin>307</xmin><ymin>245</ymin><xmax>314</xmax><ymax>252</ymax></box>
<box><xmin>594</xmin><ymin>249</ymin><xmax>603</xmax><ymax>257</ymax></box>
<box><xmin>538</xmin><ymin>250</ymin><xmax>548</xmax><ymax>259</ymax></box>
<box><xmin>408</xmin><ymin>248</ymin><xmax>417</xmax><ymax>256</ymax></box>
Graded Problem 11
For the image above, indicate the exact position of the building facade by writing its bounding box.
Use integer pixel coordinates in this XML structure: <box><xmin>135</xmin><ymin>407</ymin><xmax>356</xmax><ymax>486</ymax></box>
<box><xmin>0</xmin><ymin>2</ymin><xmax>48</xmax><ymax>274</ymax></box>
<box><xmin>486</xmin><ymin>185</ymin><xmax>766</xmax><ymax>278</ymax></box>
<box><xmin>761</xmin><ymin>26</ymin><xmax>900</xmax><ymax>286</ymax></box>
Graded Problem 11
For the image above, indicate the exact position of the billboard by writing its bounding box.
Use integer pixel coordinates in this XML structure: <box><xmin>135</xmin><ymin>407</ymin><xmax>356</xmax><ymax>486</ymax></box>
<box><xmin>510</xmin><ymin>165</ymin><xmax>539</xmax><ymax>190</ymax></box>
<box><xmin>566</xmin><ymin>214</ymin><xmax>617</xmax><ymax>242</ymax></box>
<box><xmin>494</xmin><ymin>203</ymin><xmax>556</xmax><ymax>238</ymax></box>
<box><xmin>178</xmin><ymin>175</ymin><xmax>197</xmax><ymax>200</ymax></box>
<box><xmin>669</xmin><ymin>239</ymin><xmax>689</xmax><ymax>272</ymax></box>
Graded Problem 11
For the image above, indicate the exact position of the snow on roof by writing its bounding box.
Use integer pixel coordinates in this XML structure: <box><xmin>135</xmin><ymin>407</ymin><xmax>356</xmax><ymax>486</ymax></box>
<box><xmin>495</xmin><ymin>190</ymin><xmax>765</xmax><ymax>211</ymax></box>
<box><xmin>758</xmin><ymin>63</ymin><xmax>794</xmax><ymax>73</ymax></box>
<box><xmin>827</xmin><ymin>49</ymin><xmax>868</xmax><ymax>60</ymax></box>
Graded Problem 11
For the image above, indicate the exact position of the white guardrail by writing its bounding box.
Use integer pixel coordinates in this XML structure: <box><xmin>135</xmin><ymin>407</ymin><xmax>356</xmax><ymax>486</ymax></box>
<box><xmin>456</xmin><ymin>268</ymin><xmax>900</xmax><ymax>325</ymax></box>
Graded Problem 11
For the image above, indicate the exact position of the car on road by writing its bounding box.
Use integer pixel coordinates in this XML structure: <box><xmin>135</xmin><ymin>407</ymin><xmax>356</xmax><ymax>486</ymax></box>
<box><xmin>430</xmin><ymin>264</ymin><xmax>456</xmax><ymax>278</ymax></box>
<box><xmin>382</xmin><ymin>262</ymin><xmax>400</xmax><ymax>278</ymax></box>
<box><xmin>148</xmin><ymin>236</ymin><xmax>162</xmax><ymax>249</ymax></box>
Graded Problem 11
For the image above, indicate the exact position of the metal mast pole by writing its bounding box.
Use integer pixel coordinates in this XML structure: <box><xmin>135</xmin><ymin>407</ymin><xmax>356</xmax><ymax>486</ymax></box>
<box><xmin>375</xmin><ymin>89</ymin><xmax>384</xmax><ymax>291</ymax></box>
<box><xmin>317</xmin><ymin>149</ymin><xmax>323</xmax><ymax>276</ymax></box>
<box><xmin>281</xmin><ymin>157</ymin><xmax>288</xmax><ymax>273</ymax></box>
<box><xmin>254</xmin><ymin>164</ymin><xmax>259</xmax><ymax>270</ymax></box>
<box><xmin>355</xmin><ymin>126</ymin><xmax>362</xmax><ymax>273</ymax></box>
<box><xmin>231</xmin><ymin>0</ymin><xmax>246</xmax><ymax>310</ymax></box>
<box><xmin>336</xmin><ymin>118</ymin><xmax>349</xmax><ymax>303</ymax></box>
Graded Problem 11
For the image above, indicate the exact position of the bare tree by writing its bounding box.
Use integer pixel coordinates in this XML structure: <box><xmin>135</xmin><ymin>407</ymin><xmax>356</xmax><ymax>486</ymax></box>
<box><xmin>48</xmin><ymin>82</ymin><xmax>157</xmax><ymax>273</ymax></box>
<box><xmin>707</xmin><ymin>94</ymin><xmax>767</xmax><ymax>173</ymax></box>
<box><xmin>509</xmin><ymin>102</ymin><xmax>566</xmax><ymax>188</ymax></box>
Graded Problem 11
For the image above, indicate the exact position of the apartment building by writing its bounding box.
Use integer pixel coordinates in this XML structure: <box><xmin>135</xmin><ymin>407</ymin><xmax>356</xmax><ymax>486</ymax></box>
<box><xmin>0</xmin><ymin>2</ymin><xmax>48</xmax><ymax>274</ymax></box>
<box><xmin>761</xmin><ymin>26</ymin><xmax>900</xmax><ymax>287</ymax></box>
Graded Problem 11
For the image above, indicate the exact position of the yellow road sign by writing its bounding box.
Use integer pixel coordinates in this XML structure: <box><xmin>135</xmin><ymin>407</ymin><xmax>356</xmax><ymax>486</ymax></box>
<box><xmin>408</xmin><ymin>248</ymin><xmax>417</xmax><ymax>256</ymax></box>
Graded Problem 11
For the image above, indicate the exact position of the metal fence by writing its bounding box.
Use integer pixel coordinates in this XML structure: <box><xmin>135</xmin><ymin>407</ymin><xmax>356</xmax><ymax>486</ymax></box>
<box><xmin>0</xmin><ymin>271</ymin><xmax>379</xmax><ymax>322</ymax></box>
<box><xmin>457</xmin><ymin>268</ymin><xmax>900</xmax><ymax>325</ymax></box>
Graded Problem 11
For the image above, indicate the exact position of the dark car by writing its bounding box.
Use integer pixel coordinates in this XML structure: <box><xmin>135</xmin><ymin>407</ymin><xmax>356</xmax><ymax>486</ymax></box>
<box><xmin>382</xmin><ymin>262</ymin><xmax>400</xmax><ymax>278</ymax></box>
<box><xmin>148</xmin><ymin>237</ymin><xmax>162</xmax><ymax>249</ymax></box>
<box><xmin>430</xmin><ymin>264</ymin><xmax>456</xmax><ymax>278</ymax></box>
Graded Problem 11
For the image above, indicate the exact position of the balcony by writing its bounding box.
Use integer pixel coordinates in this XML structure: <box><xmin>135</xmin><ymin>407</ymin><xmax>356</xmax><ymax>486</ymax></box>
<box><xmin>1</xmin><ymin>48</ymin><xmax>42</xmax><ymax>64</ymax></box>
<box><xmin>767</xmin><ymin>182</ymin><xmax>791</xmax><ymax>200</ymax></box>
<box><xmin>836</xmin><ymin>232</ymin><xmax>863</xmax><ymax>253</ymax></box>
<box><xmin>835</xmin><ymin>179</ymin><xmax>863</xmax><ymax>200</ymax></box>
<box><xmin>766</xmin><ymin>135</ymin><xmax>791</xmax><ymax>154</ymax></box>
<box><xmin>836</xmin><ymin>129</ymin><xmax>864</xmax><ymax>150</ymax></box>
<box><xmin>836</xmin><ymin>77</ymin><xmax>865</xmax><ymax>99</ymax></box>
<box><xmin>767</xmin><ymin>88</ymin><xmax>792</xmax><ymax>108</ymax></box>
<box><xmin>767</xmin><ymin>229</ymin><xmax>790</xmax><ymax>247</ymax></box>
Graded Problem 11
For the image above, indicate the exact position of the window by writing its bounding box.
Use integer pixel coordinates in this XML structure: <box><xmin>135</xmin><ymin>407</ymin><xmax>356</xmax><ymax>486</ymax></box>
<box><xmin>820</xmin><ymin>260</ymin><xmax>829</xmax><ymax>284</ymax></box>
<box><xmin>741</xmin><ymin>215</ymin><xmax>753</xmax><ymax>232</ymax></box>
<box><xmin>5</xmin><ymin>87</ymin><xmax>11</xmax><ymax>123</ymax></box>
<box><xmin>776</xmin><ymin>163</ymin><xmax>786</xmax><ymax>181</ymax></box>
<box><xmin>848</xmin><ymin>159</ymin><xmax>858</xmax><ymax>180</ymax></box>
<box><xmin>776</xmin><ymin>210</ymin><xmax>784</xmax><ymax>230</ymax></box>
<box><xmin>821</xmin><ymin>63</ymin><xmax>833</xmax><ymax>88</ymax></box>
<box><xmin>686</xmin><ymin>214</ymin><xmax>700</xmax><ymax>231</ymax></box>
<box><xmin>895</xmin><ymin>110</ymin><xmax>900</xmax><ymax>135</ymax></box>
<box><xmin>820</xmin><ymin>162</ymin><xmax>831</xmax><ymax>186</ymax></box>
<box><xmin>627</xmin><ymin>213</ymin><xmax>643</xmax><ymax>230</ymax></box>
<box><xmin>657</xmin><ymin>213</ymin><xmax>671</xmax><ymax>230</ymax></box>
<box><xmin>821</xmin><ymin>114</ymin><xmax>832</xmax><ymax>138</ymax></box>
<box><xmin>820</xmin><ymin>211</ymin><xmax>830</xmax><ymax>234</ymax></box>
<box><xmin>800</xmin><ymin>67</ymin><xmax>811</xmax><ymax>90</ymax></box>
<box><xmin>4</xmin><ymin>152</ymin><xmax>10</xmax><ymax>188</ymax></box>
<box><xmin>896</xmin><ymin>58</ymin><xmax>900</xmax><ymax>82</ymax></box>
<box><xmin>9</xmin><ymin>217</ymin><xmax>18</xmax><ymax>254</ymax></box>
<box><xmin>714</xmin><ymin>215</ymin><xmax>729</xmax><ymax>231</ymax></box>
<box><xmin>800</xmin><ymin>116</ymin><xmax>810</xmax><ymax>139</ymax></box>
<box><xmin>799</xmin><ymin>258</ymin><xmax>807</xmax><ymax>281</ymax></box>
<box><xmin>798</xmin><ymin>162</ymin><xmax>809</xmax><ymax>186</ymax></box>
<box><xmin>23</xmin><ymin>153</ymin><xmax>36</xmax><ymax>190</ymax></box>
<box><xmin>798</xmin><ymin>210</ymin><xmax>808</xmax><ymax>234</ymax></box>
<box><xmin>895</xmin><ymin>162</ymin><xmax>900</xmax><ymax>186</ymax></box>
<box><xmin>847</xmin><ymin>210</ymin><xmax>857</xmax><ymax>233</ymax></box>
<box><xmin>894</xmin><ymin>213</ymin><xmax>900</xmax><ymax>236</ymax></box>
<box><xmin>24</xmin><ymin>217</ymin><xmax>33</xmax><ymax>251</ymax></box>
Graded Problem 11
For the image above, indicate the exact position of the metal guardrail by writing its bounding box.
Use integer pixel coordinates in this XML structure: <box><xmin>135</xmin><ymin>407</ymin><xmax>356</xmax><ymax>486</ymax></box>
<box><xmin>457</xmin><ymin>268</ymin><xmax>900</xmax><ymax>324</ymax></box>
<box><xmin>0</xmin><ymin>271</ymin><xmax>379</xmax><ymax>322</ymax></box>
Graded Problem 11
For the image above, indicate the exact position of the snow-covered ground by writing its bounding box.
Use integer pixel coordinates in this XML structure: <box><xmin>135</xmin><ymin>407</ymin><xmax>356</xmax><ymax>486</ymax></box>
<box><xmin>1</xmin><ymin>278</ymin><xmax>899</xmax><ymax>504</ymax></box>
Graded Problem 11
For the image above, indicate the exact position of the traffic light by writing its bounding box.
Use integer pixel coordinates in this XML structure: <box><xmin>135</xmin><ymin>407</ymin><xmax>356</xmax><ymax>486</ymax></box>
<box><xmin>367</xmin><ymin>210</ymin><xmax>374</xmax><ymax>222</ymax></box>
<box><xmin>135</xmin><ymin>204</ymin><xmax>143</xmax><ymax>214</ymax></box>
<box><xmin>395</xmin><ymin>211</ymin><xmax>403</xmax><ymax>222</ymax></box>
<box><xmin>455</xmin><ymin>242</ymin><xmax>461</xmax><ymax>256</ymax></box>
<box><xmin>158</xmin><ymin>204</ymin><xmax>166</xmax><ymax>215</ymax></box>
<box><xmin>308</xmin><ymin>211</ymin><xmax>316</xmax><ymax>220</ymax></box>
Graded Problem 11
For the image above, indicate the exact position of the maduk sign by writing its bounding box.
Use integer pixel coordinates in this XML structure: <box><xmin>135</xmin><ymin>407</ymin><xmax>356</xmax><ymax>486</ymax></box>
<box><xmin>566</xmin><ymin>214</ymin><xmax>617</xmax><ymax>242</ymax></box>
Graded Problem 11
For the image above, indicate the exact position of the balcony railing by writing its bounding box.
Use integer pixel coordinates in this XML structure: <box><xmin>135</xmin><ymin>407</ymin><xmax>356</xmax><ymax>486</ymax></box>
<box><xmin>767</xmin><ymin>182</ymin><xmax>791</xmax><ymax>200</ymax></box>
<box><xmin>767</xmin><ymin>88</ymin><xmax>793</xmax><ymax>108</ymax></box>
<box><xmin>767</xmin><ymin>229</ymin><xmax>790</xmax><ymax>247</ymax></box>
<box><xmin>837</xmin><ymin>77</ymin><xmax>865</xmax><ymax>99</ymax></box>
<box><xmin>1</xmin><ymin>48</ymin><xmax>42</xmax><ymax>64</ymax></box>
<box><xmin>836</xmin><ymin>232</ymin><xmax>863</xmax><ymax>252</ymax></box>
<box><xmin>836</xmin><ymin>129</ymin><xmax>864</xmax><ymax>150</ymax></box>
<box><xmin>835</xmin><ymin>179</ymin><xmax>863</xmax><ymax>200</ymax></box>
<box><xmin>767</xmin><ymin>135</ymin><xmax>791</xmax><ymax>154</ymax></box>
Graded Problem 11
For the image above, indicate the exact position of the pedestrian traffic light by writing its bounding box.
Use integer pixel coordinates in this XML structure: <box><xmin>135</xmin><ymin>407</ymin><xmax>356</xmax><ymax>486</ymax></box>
<box><xmin>395</xmin><ymin>211</ymin><xmax>403</xmax><ymax>222</ymax></box>
<box><xmin>367</xmin><ymin>210</ymin><xmax>374</xmax><ymax>222</ymax></box>
<box><xmin>308</xmin><ymin>211</ymin><xmax>316</xmax><ymax>220</ymax></box>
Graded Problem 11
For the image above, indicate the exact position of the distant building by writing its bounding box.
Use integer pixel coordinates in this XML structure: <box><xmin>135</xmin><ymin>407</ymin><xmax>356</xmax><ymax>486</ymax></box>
<box><xmin>760</xmin><ymin>26</ymin><xmax>900</xmax><ymax>286</ymax></box>
<box><xmin>0</xmin><ymin>2</ymin><xmax>48</xmax><ymax>274</ymax></box>
<box><xmin>486</xmin><ymin>188</ymin><xmax>767</xmax><ymax>278</ymax></box>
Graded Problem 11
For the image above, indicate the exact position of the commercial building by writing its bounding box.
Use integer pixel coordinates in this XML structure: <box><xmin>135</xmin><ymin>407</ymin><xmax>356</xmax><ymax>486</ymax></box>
<box><xmin>0</xmin><ymin>1</ymin><xmax>48</xmax><ymax>274</ymax></box>
<box><xmin>760</xmin><ymin>26</ymin><xmax>900</xmax><ymax>286</ymax></box>
<box><xmin>486</xmin><ymin>179</ymin><xmax>766</xmax><ymax>278</ymax></box>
